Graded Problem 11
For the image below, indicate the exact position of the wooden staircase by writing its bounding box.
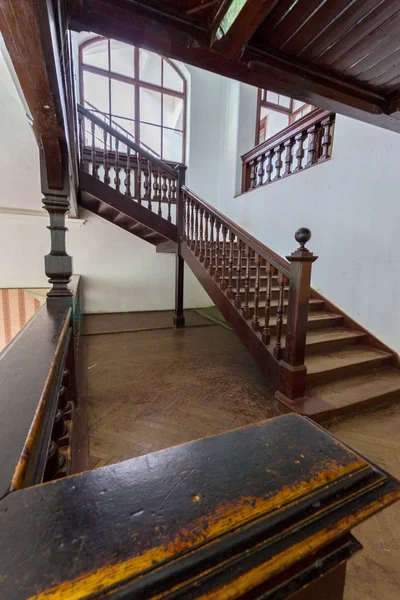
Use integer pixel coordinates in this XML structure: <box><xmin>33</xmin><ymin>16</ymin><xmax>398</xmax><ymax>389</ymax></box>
<box><xmin>77</xmin><ymin>104</ymin><xmax>400</xmax><ymax>423</ymax></box>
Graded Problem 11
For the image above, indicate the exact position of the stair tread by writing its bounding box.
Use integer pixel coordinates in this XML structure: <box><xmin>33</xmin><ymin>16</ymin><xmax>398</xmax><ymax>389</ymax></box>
<box><xmin>305</xmin><ymin>328</ymin><xmax>366</xmax><ymax>345</ymax></box>
<box><xmin>305</xmin><ymin>346</ymin><xmax>392</xmax><ymax>376</ymax></box>
<box><xmin>249</xmin><ymin>298</ymin><xmax>323</xmax><ymax>309</ymax></box>
<box><xmin>258</xmin><ymin>311</ymin><xmax>341</xmax><ymax>327</ymax></box>
<box><xmin>307</xmin><ymin>367</ymin><xmax>400</xmax><ymax>410</ymax></box>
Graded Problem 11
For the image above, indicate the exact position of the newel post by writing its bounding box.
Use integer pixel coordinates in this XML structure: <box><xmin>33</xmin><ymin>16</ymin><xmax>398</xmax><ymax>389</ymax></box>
<box><xmin>278</xmin><ymin>228</ymin><xmax>317</xmax><ymax>402</ymax></box>
<box><xmin>42</xmin><ymin>194</ymin><xmax>73</xmax><ymax>298</ymax></box>
<box><xmin>173</xmin><ymin>164</ymin><xmax>187</xmax><ymax>328</ymax></box>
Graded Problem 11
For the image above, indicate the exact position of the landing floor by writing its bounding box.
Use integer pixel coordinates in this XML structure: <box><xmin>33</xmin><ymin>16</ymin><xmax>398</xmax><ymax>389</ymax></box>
<box><xmin>85</xmin><ymin>312</ymin><xmax>400</xmax><ymax>600</ymax></box>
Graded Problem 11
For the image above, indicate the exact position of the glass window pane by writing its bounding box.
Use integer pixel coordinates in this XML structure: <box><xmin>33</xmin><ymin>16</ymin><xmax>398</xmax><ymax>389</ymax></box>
<box><xmin>110</xmin><ymin>40</ymin><xmax>135</xmax><ymax>78</ymax></box>
<box><xmin>292</xmin><ymin>99</ymin><xmax>304</xmax><ymax>111</ymax></box>
<box><xmin>83</xmin><ymin>71</ymin><xmax>110</xmax><ymax>114</ymax></box>
<box><xmin>140</xmin><ymin>123</ymin><xmax>161</xmax><ymax>156</ymax></box>
<box><xmin>111</xmin><ymin>116</ymin><xmax>135</xmax><ymax>139</ymax></box>
<box><xmin>163</xmin><ymin>95</ymin><xmax>183</xmax><ymax>130</ymax></box>
<box><xmin>266</xmin><ymin>91</ymin><xmax>279</xmax><ymax>104</ymax></box>
<box><xmin>279</xmin><ymin>94</ymin><xmax>291</xmax><ymax>108</ymax></box>
<box><xmin>111</xmin><ymin>79</ymin><xmax>135</xmax><ymax>120</ymax></box>
<box><xmin>140</xmin><ymin>88</ymin><xmax>161</xmax><ymax>125</ymax></box>
<box><xmin>82</xmin><ymin>39</ymin><xmax>109</xmax><ymax>70</ymax></box>
<box><xmin>139</xmin><ymin>49</ymin><xmax>161</xmax><ymax>85</ymax></box>
<box><xmin>163</xmin><ymin>60</ymin><xmax>184</xmax><ymax>92</ymax></box>
<box><xmin>163</xmin><ymin>129</ymin><xmax>183</xmax><ymax>163</ymax></box>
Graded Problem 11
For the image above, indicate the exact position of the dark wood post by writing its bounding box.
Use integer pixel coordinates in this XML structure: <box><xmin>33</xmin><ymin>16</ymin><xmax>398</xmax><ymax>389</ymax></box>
<box><xmin>42</xmin><ymin>193</ymin><xmax>73</xmax><ymax>299</ymax></box>
<box><xmin>173</xmin><ymin>165</ymin><xmax>187</xmax><ymax>328</ymax></box>
<box><xmin>279</xmin><ymin>228</ymin><xmax>317</xmax><ymax>401</ymax></box>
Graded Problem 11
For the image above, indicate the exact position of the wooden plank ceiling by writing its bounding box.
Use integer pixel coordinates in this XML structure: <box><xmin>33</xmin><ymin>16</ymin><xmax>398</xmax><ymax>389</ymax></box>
<box><xmin>68</xmin><ymin>0</ymin><xmax>400</xmax><ymax>133</ymax></box>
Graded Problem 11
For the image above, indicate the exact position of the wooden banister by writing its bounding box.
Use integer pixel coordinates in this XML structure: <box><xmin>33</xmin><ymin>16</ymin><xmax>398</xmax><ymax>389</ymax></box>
<box><xmin>180</xmin><ymin>186</ymin><xmax>317</xmax><ymax>401</ymax></box>
<box><xmin>0</xmin><ymin>277</ymin><xmax>81</xmax><ymax>499</ymax></box>
<box><xmin>182</xmin><ymin>185</ymin><xmax>290</xmax><ymax>276</ymax></box>
<box><xmin>77</xmin><ymin>104</ymin><xmax>177</xmax><ymax>178</ymax></box>
<box><xmin>241</xmin><ymin>109</ymin><xmax>335</xmax><ymax>193</ymax></box>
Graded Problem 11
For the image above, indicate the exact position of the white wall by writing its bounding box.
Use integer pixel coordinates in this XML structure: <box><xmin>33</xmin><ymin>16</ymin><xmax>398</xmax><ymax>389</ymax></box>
<box><xmin>0</xmin><ymin>210</ymin><xmax>212</xmax><ymax>313</ymax></box>
<box><xmin>0</xmin><ymin>42</ymin><xmax>213</xmax><ymax>313</ymax></box>
<box><xmin>218</xmin><ymin>110</ymin><xmax>400</xmax><ymax>352</ymax></box>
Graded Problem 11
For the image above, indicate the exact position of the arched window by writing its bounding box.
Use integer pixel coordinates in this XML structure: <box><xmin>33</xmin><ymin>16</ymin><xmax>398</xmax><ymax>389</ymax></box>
<box><xmin>79</xmin><ymin>37</ymin><xmax>186</xmax><ymax>164</ymax></box>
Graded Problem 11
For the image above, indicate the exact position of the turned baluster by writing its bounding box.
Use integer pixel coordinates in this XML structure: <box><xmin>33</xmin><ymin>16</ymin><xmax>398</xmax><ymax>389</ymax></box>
<box><xmin>235</xmin><ymin>241</ymin><xmax>243</xmax><ymax>309</ymax></box>
<box><xmin>256</xmin><ymin>156</ymin><xmax>263</xmax><ymax>187</ymax></box>
<box><xmin>185</xmin><ymin>195</ymin><xmax>190</xmax><ymax>244</ymax></box>
<box><xmin>125</xmin><ymin>147</ymin><xmax>131</xmax><ymax>197</ymax></box>
<box><xmin>306</xmin><ymin>124</ymin><xmax>317</xmax><ymax>167</ymax></box>
<box><xmin>283</xmin><ymin>138</ymin><xmax>293</xmax><ymax>177</ymax></box>
<box><xmin>294</xmin><ymin>132</ymin><xmax>306</xmax><ymax>172</ymax></box>
<box><xmin>164</xmin><ymin>175</ymin><xmax>171</xmax><ymax>222</ymax></box>
<box><xmin>262</xmin><ymin>263</ymin><xmax>274</xmax><ymax>345</ymax></box>
<box><xmin>320</xmin><ymin>116</ymin><xmax>333</xmax><ymax>161</ymax></box>
<box><xmin>194</xmin><ymin>204</ymin><xmax>199</xmax><ymax>256</ymax></box>
<box><xmin>243</xmin><ymin>244</ymin><xmax>251</xmax><ymax>318</ymax></box>
<box><xmin>227</xmin><ymin>232</ymin><xmax>235</xmax><ymax>298</ymax></box>
<box><xmin>273</xmin><ymin>272</ymin><xmax>286</xmax><ymax>359</ymax></box>
<box><xmin>91</xmin><ymin>121</ymin><xmax>99</xmax><ymax>179</ymax></box>
<box><xmin>103</xmin><ymin>129</ymin><xmax>110</xmax><ymax>184</ymax></box>
<box><xmin>114</xmin><ymin>138</ymin><xmax>120</xmax><ymax>191</ymax></box>
<box><xmin>190</xmin><ymin>200</ymin><xmax>195</xmax><ymax>250</ymax></box>
<box><xmin>78</xmin><ymin>113</ymin><xmax>85</xmax><ymax>169</ymax></box>
<box><xmin>252</xmin><ymin>254</ymin><xmax>262</xmax><ymax>331</ymax></box>
<box><xmin>265</xmin><ymin>150</ymin><xmax>273</xmax><ymax>183</ymax></box>
<box><xmin>204</xmin><ymin>212</ymin><xmax>210</xmax><ymax>267</ymax></box>
<box><xmin>220</xmin><ymin>226</ymin><xmax>228</xmax><ymax>289</ymax></box>
<box><xmin>209</xmin><ymin>216</ymin><xmax>215</xmax><ymax>274</ymax></box>
<box><xmin>136</xmin><ymin>157</ymin><xmax>142</xmax><ymax>205</ymax></box>
<box><xmin>170</xmin><ymin>178</ymin><xmax>177</xmax><ymax>223</ymax></box>
<box><xmin>146</xmin><ymin>161</ymin><xmax>152</xmax><ymax>210</ymax></box>
<box><xmin>199</xmin><ymin>207</ymin><xmax>204</xmax><ymax>260</ymax></box>
<box><xmin>249</xmin><ymin>160</ymin><xmax>256</xmax><ymax>189</ymax></box>
<box><xmin>273</xmin><ymin>144</ymin><xmax>283</xmax><ymax>181</ymax></box>
<box><xmin>182</xmin><ymin>193</ymin><xmax>187</xmax><ymax>241</ymax></box>
<box><xmin>153</xmin><ymin>169</ymin><xmax>161</xmax><ymax>216</ymax></box>
<box><xmin>214</xmin><ymin>220</ymin><xmax>221</xmax><ymax>282</ymax></box>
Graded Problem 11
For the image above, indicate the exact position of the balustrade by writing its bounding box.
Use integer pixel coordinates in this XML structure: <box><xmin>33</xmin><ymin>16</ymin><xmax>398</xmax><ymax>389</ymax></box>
<box><xmin>181</xmin><ymin>188</ymin><xmax>316</xmax><ymax>401</ymax></box>
<box><xmin>77</xmin><ymin>105</ymin><xmax>179</xmax><ymax>224</ymax></box>
<box><xmin>242</xmin><ymin>109</ymin><xmax>335</xmax><ymax>193</ymax></box>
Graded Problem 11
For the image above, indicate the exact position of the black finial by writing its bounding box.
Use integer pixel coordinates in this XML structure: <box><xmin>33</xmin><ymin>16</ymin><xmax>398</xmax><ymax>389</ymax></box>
<box><xmin>295</xmin><ymin>227</ymin><xmax>311</xmax><ymax>251</ymax></box>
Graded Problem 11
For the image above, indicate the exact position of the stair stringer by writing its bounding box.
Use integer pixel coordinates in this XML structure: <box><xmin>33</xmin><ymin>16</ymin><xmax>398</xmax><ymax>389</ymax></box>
<box><xmin>79</xmin><ymin>170</ymin><xmax>178</xmax><ymax>244</ymax></box>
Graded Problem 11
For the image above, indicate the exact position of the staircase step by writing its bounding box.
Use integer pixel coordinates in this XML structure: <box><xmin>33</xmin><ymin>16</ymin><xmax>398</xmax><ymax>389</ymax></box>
<box><xmin>305</xmin><ymin>328</ymin><xmax>367</xmax><ymax>354</ymax></box>
<box><xmin>306</xmin><ymin>346</ymin><xmax>393</xmax><ymax>385</ymax></box>
<box><xmin>258</xmin><ymin>311</ymin><xmax>343</xmax><ymax>333</ymax></box>
<box><xmin>304</xmin><ymin>367</ymin><xmax>400</xmax><ymax>421</ymax></box>
<box><xmin>246</xmin><ymin>298</ymin><xmax>324</xmax><ymax>317</ymax></box>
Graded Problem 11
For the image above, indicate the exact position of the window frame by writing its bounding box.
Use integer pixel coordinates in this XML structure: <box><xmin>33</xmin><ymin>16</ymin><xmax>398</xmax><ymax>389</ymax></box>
<box><xmin>255</xmin><ymin>88</ymin><xmax>314</xmax><ymax>146</ymax></box>
<box><xmin>79</xmin><ymin>36</ymin><xmax>187</xmax><ymax>164</ymax></box>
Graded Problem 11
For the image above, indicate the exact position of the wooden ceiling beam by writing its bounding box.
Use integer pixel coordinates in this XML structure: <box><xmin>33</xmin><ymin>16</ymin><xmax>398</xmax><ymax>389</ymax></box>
<box><xmin>68</xmin><ymin>0</ymin><xmax>400</xmax><ymax>133</ymax></box>
<box><xmin>0</xmin><ymin>0</ymin><xmax>66</xmax><ymax>191</ymax></box>
<box><xmin>210</xmin><ymin>0</ymin><xmax>279</xmax><ymax>60</ymax></box>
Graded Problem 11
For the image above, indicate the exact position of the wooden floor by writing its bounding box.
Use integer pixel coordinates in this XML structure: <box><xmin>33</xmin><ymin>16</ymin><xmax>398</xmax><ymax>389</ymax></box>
<box><xmin>85</xmin><ymin>314</ymin><xmax>400</xmax><ymax>600</ymax></box>
<box><xmin>86</xmin><ymin>319</ymin><xmax>277</xmax><ymax>467</ymax></box>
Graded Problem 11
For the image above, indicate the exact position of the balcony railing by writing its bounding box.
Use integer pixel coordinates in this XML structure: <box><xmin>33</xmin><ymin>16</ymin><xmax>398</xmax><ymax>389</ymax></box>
<box><xmin>241</xmin><ymin>109</ymin><xmax>335</xmax><ymax>193</ymax></box>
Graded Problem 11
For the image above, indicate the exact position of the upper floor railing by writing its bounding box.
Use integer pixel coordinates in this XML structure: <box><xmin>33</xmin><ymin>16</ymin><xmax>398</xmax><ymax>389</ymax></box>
<box><xmin>0</xmin><ymin>276</ymin><xmax>81</xmax><ymax>501</ymax></box>
<box><xmin>78</xmin><ymin>104</ymin><xmax>179</xmax><ymax>223</ymax></box>
<box><xmin>241</xmin><ymin>109</ymin><xmax>335</xmax><ymax>193</ymax></box>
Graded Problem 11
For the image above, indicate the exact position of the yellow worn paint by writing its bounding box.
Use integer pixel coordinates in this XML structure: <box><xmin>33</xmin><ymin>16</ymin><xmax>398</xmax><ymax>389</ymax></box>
<box><xmin>28</xmin><ymin>457</ymin><xmax>366</xmax><ymax>600</ymax></box>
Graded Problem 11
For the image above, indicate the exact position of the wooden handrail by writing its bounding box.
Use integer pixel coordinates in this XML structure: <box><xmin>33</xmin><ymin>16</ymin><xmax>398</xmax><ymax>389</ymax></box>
<box><xmin>242</xmin><ymin>108</ymin><xmax>331</xmax><ymax>163</ymax></box>
<box><xmin>0</xmin><ymin>303</ymin><xmax>72</xmax><ymax>499</ymax></box>
<box><xmin>77</xmin><ymin>104</ymin><xmax>178</xmax><ymax>178</ymax></box>
<box><xmin>241</xmin><ymin>109</ymin><xmax>335</xmax><ymax>193</ymax></box>
<box><xmin>182</xmin><ymin>185</ymin><xmax>290</xmax><ymax>276</ymax></box>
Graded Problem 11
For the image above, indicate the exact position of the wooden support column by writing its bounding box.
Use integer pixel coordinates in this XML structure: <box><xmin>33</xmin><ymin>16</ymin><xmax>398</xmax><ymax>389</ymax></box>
<box><xmin>278</xmin><ymin>228</ymin><xmax>317</xmax><ymax>401</ymax></box>
<box><xmin>42</xmin><ymin>193</ymin><xmax>73</xmax><ymax>298</ymax></box>
<box><xmin>173</xmin><ymin>165</ymin><xmax>187</xmax><ymax>328</ymax></box>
